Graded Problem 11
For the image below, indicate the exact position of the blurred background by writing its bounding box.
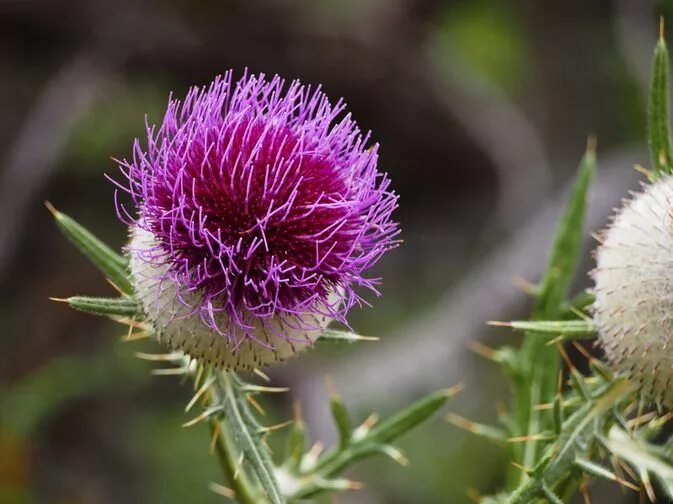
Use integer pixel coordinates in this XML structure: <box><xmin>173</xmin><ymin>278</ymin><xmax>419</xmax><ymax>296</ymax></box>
<box><xmin>0</xmin><ymin>0</ymin><xmax>670</xmax><ymax>502</ymax></box>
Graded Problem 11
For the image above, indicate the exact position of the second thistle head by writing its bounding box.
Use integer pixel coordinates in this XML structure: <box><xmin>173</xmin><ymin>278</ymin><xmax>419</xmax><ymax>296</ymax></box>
<box><xmin>115</xmin><ymin>73</ymin><xmax>399</xmax><ymax>369</ymax></box>
<box><xmin>592</xmin><ymin>175</ymin><xmax>673</xmax><ymax>407</ymax></box>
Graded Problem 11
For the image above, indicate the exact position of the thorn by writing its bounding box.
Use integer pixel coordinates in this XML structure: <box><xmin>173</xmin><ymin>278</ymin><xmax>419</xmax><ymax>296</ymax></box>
<box><xmin>590</xmin><ymin>231</ymin><xmax>604</xmax><ymax>244</ymax></box>
<box><xmin>105</xmin><ymin>278</ymin><xmax>126</xmax><ymax>295</ymax></box>
<box><xmin>259</xmin><ymin>419</ymin><xmax>293</xmax><ymax>433</ymax></box>
<box><xmin>44</xmin><ymin>200</ymin><xmax>58</xmax><ymax>216</ymax></box>
<box><xmin>510</xmin><ymin>461</ymin><xmax>530</xmax><ymax>474</ymax></box>
<box><xmin>586</xmin><ymin>134</ymin><xmax>598</xmax><ymax>154</ymax></box>
<box><xmin>360</xmin><ymin>412</ymin><xmax>379</xmax><ymax>431</ymax></box>
<box><xmin>210</xmin><ymin>423</ymin><xmax>221</xmax><ymax>453</ymax></box>
<box><xmin>182</xmin><ymin>406</ymin><xmax>223</xmax><ymax>427</ymax></box>
<box><xmin>486</xmin><ymin>320</ymin><xmax>511</xmax><ymax>327</ymax></box>
<box><xmin>306</xmin><ymin>441</ymin><xmax>324</xmax><ymax>460</ymax></box>
<box><xmin>324</xmin><ymin>374</ymin><xmax>340</xmax><ymax>399</ymax></box>
<box><xmin>49</xmin><ymin>297</ymin><xmax>69</xmax><ymax>303</ymax></box>
<box><xmin>634</xmin><ymin>164</ymin><xmax>651</xmax><ymax>178</ymax></box>
<box><xmin>569</xmin><ymin>305</ymin><xmax>593</xmax><ymax>322</ymax></box>
<box><xmin>660</xmin><ymin>16</ymin><xmax>665</xmax><ymax>42</ymax></box>
<box><xmin>344</xmin><ymin>480</ymin><xmax>364</xmax><ymax>490</ymax></box>
<box><xmin>556</xmin><ymin>343</ymin><xmax>577</xmax><ymax>372</ymax></box>
<box><xmin>571</xmin><ymin>341</ymin><xmax>594</xmax><ymax>362</ymax></box>
<box><xmin>506</xmin><ymin>434</ymin><xmax>554</xmax><ymax>443</ymax></box>
<box><xmin>511</xmin><ymin>275</ymin><xmax>536</xmax><ymax>294</ymax></box>
<box><xmin>246</xmin><ymin>394</ymin><xmax>266</xmax><ymax>416</ymax></box>
<box><xmin>208</xmin><ymin>482</ymin><xmax>235</xmax><ymax>499</ymax></box>
<box><xmin>293</xmin><ymin>401</ymin><xmax>303</xmax><ymax>423</ymax></box>
<box><xmin>445</xmin><ymin>382</ymin><xmax>465</xmax><ymax>397</ymax></box>
<box><xmin>253</xmin><ymin>368</ymin><xmax>271</xmax><ymax>382</ymax></box>
<box><xmin>185</xmin><ymin>376</ymin><xmax>215</xmax><ymax>412</ymax></box>
<box><xmin>580</xmin><ymin>477</ymin><xmax>591</xmax><ymax>504</ymax></box>
<box><xmin>123</xmin><ymin>329</ymin><xmax>149</xmax><ymax>341</ymax></box>
<box><xmin>466</xmin><ymin>340</ymin><xmax>498</xmax><ymax>361</ymax></box>
<box><xmin>241</xmin><ymin>384</ymin><xmax>289</xmax><ymax>393</ymax></box>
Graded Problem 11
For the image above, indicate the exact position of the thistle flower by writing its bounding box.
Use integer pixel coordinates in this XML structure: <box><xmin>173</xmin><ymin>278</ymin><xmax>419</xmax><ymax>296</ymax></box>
<box><xmin>592</xmin><ymin>175</ymin><xmax>673</xmax><ymax>407</ymax></box>
<box><xmin>114</xmin><ymin>73</ymin><xmax>399</xmax><ymax>369</ymax></box>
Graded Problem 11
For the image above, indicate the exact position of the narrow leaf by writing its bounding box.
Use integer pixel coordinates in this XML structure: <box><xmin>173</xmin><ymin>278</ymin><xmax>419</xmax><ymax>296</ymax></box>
<box><xmin>649</xmin><ymin>21</ymin><xmax>673</xmax><ymax>177</ymax></box>
<box><xmin>364</xmin><ymin>387</ymin><xmax>458</xmax><ymax>445</ymax></box>
<box><xmin>491</xmin><ymin>320</ymin><xmax>596</xmax><ymax>338</ymax></box>
<box><xmin>48</xmin><ymin>203</ymin><xmax>133</xmax><ymax>294</ymax></box>
<box><xmin>61</xmin><ymin>296</ymin><xmax>140</xmax><ymax>317</ymax></box>
<box><xmin>319</xmin><ymin>329</ymin><xmax>378</xmax><ymax>343</ymax></box>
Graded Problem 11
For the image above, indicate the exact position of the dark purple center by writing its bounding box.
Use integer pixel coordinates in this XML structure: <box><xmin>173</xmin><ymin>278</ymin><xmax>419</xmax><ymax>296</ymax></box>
<box><xmin>149</xmin><ymin>117</ymin><xmax>357</xmax><ymax>313</ymax></box>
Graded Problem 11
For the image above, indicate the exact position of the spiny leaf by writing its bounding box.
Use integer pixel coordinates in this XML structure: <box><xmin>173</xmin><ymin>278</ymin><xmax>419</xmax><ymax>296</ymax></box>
<box><xmin>326</xmin><ymin>378</ymin><xmax>353</xmax><ymax>450</ymax></box>
<box><xmin>47</xmin><ymin>203</ymin><xmax>133</xmax><ymax>294</ymax></box>
<box><xmin>512</xmin><ymin>144</ymin><xmax>597</xmax><ymax>485</ymax></box>
<box><xmin>649</xmin><ymin>20</ymin><xmax>673</xmax><ymax>177</ymax></box>
<box><xmin>319</xmin><ymin>329</ymin><xmax>378</xmax><ymax>343</ymax></box>
<box><xmin>364</xmin><ymin>387</ymin><xmax>459</xmax><ymax>445</ymax></box>
<box><xmin>603</xmin><ymin>425</ymin><xmax>673</xmax><ymax>500</ymax></box>
<box><xmin>490</xmin><ymin>320</ymin><xmax>596</xmax><ymax>338</ymax></box>
<box><xmin>532</xmin><ymin>142</ymin><xmax>596</xmax><ymax>319</ymax></box>
<box><xmin>58</xmin><ymin>296</ymin><xmax>140</xmax><ymax>317</ymax></box>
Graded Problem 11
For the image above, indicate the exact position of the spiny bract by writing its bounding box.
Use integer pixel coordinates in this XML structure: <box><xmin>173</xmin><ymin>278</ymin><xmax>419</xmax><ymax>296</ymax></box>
<box><xmin>592</xmin><ymin>175</ymin><xmax>673</xmax><ymax>407</ymax></box>
<box><xmin>115</xmin><ymin>72</ymin><xmax>399</xmax><ymax>369</ymax></box>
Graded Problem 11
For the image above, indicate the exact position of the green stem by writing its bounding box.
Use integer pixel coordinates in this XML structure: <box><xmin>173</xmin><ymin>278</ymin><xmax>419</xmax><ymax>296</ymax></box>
<box><xmin>209</xmin><ymin>419</ymin><xmax>260</xmax><ymax>504</ymax></box>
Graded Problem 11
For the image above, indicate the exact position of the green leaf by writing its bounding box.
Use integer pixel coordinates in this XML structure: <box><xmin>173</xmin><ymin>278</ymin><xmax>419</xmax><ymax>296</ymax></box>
<box><xmin>649</xmin><ymin>23</ymin><xmax>673</xmax><ymax>177</ymax></box>
<box><xmin>364</xmin><ymin>387</ymin><xmax>458</xmax><ymax>445</ymax></box>
<box><xmin>48</xmin><ymin>203</ymin><xmax>133</xmax><ymax>294</ymax></box>
<box><xmin>604</xmin><ymin>425</ymin><xmax>673</xmax><ymax>500</ymax></box>
<box><xmin>283</xmin><ymin>404</ymin><xmax>306</xmax><ymax>473</ymax></box>
<box><xmin>511</xmin><ymin>145</ymin><xmax>597</xmax><ymax>486</ymax></box>
<box><xmin>60</xmin><ymin>296</ymin><xmax>140</xmax><ymax>317</ymax></box>
<box><xmin>318</xmin><ymin>329</ymin><xmax>378</xmax><ymax>343</ymax></box>
<box><xmin>533</xmin><ymin>144</ymin><xmax>596</xmax><ymax>319</ymax></box>
<box><xmin>491</xmin><ymin>320</ymin><xmax>596</xmax><ymax>338</ymax></box>
<box><xmin>327</xmin><ymin>383</ymin><xmax>353</xmax><ymax>450</ymax></box>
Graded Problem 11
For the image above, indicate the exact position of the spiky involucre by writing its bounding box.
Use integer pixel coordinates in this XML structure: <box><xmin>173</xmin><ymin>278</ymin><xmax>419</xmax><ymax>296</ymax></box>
<box><xmin>116</xmin><ymin>72</ymin><xmax>399</xmax><ymax>369</ymax></box>
<box><xmin>592</xmin><ymin>175</ymin><xmax>673</xmax><ymax>408</ymax></box>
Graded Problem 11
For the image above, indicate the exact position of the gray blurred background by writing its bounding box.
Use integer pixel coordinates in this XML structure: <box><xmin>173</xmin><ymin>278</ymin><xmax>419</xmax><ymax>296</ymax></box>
<box><xmin>0</xmin><ymin>0</ymin><xmax>667</xmax><ymax>502</ymax></box>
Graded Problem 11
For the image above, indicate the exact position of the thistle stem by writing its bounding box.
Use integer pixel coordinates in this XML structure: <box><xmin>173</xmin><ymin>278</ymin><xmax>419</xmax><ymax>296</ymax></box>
<box><xmin>209</xmin><ymin>419</ymin><xmax>260</xmax><ymax>504</ymax></box>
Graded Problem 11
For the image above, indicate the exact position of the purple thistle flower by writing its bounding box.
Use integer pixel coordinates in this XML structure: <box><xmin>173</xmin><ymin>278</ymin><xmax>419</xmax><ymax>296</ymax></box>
<box><xmin>114</xmin><ymin>72</ymin><xmax>399</xmax><ymax>369</ymax></box>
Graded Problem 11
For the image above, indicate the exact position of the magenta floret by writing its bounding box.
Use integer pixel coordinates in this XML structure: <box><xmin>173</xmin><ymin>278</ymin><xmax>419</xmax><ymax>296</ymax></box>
<box><xmin>115</xmin><ymin>72</ymin><xmax>398</xmax><ymax>342</ymax></box>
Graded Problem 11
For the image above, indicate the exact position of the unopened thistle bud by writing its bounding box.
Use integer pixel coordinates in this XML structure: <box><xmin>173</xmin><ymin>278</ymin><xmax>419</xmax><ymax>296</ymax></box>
<box><xmin>592</xmin><ymin>175</ymin><xmax>673</xmax><ymax>407</ymax></box>
<box><xmin>114</xmin><ymin>73</ymin><xmax>399</xmax><ymax>369</ymax></box>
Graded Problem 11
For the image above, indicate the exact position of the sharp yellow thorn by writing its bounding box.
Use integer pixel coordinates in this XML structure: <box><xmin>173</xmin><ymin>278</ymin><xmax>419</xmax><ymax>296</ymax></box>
<box><xmin>361</xmin><ymin>412</ymin><xmax>379</xmax><ymax>430</ymax></box>
<box><xmin>466</xmin><ymin>340</ymin><xmax>498</xmax><ymax>361</ymax></box>
<box><xmin>486</xmin><ymin>320</ymin><xmax>511</xmax><ymax>327</ymax></box>
<box><xmin>634</xmin><ymin>164</ymin><xmax>651</xmax><ymax>178</ymax></box>
<box><xmin>506</xmin><ymin>434</ymin><xmax>554</xmax><ymax>443</ymax></box>
<box><xmin>590</xmin><ymin>231</ymin><xmax>604</xmax><ymax>244</ymax></box>
<box><xmin>246</xmin><ymin>394</ymin><xmax>266</xmax><ymax>416</ymax></box>
<box><xmin>345</xmin><ymin>480</ymin><xmax>364</xmax><ymax>490</ymax></box>
<box><xmin>293</xmin><ymin>401</ymin><xmax>303</xmax><ymax>423</ymax></box>
<box><xmin>208</xmin><ymin>482</ymin><xmax>235</xmax><ymax>498</ymax></box>
<box><xmin>586</xmin><ymin>134</ymin><xmax>598</xmax><ymax>153</ymax></box>
<box><xmin>307</xmin><ymin>441</ymin><xmax>324</xmax><ymax>459</ymax></box>
<box><xmin>209</xmin><ymin>423</ymin><xmax>221</xmax><ymax>454</ymax></box>
<box><xmin>182</xmin><ymin>406</ymin><xmax>222</xmax><ymax>427</ymax></box>
<box><xmin>660</xmin><ymin>15</ymin><xmax>665</xmax><ymax>42</ymax></box>
<box><xmin>511</xmin><ymin>275</ymin><xmax>536</xmax><ymax>294</ymax></box>
<box><xmin>105</xmin><ymin>278</ymin><xmax>126</xmax><ymax>296</ymax></box>
<box><xmin>260</xmin><ymin>419</ymin><xmax>293</xmax><ymax>433</ymax></box>
<box><xmin>49</xmin><ymin>297</ymin><xmax>69</xmax><ymax>303</ymax></box>
<box><xmin>546</xmin><ymin>335</ymin><xmax>565</xmax><ymax>346</ymax></box>
<box><xmin>185</xmin><ymin>376</ymin><xmax>216</xmax><ymax>412</ymax></box>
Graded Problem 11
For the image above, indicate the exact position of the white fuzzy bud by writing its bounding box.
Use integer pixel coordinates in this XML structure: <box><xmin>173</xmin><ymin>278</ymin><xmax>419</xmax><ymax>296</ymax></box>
<box><xmin>592</xmin><ymin>175</ymin><xmax>673</xmax><ymax>407</ymax></box>
<box><xmin>129</xmin><ymin>226</ymin><xmax>335</xmax><ymax>370</ymax></box>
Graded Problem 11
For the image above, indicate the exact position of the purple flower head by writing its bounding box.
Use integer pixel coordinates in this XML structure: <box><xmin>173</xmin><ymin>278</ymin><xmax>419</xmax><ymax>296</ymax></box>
<box><xmin>115</xmin><ymin>72</ymin><xmax>398</xmax><ymax>368</ymax></box>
